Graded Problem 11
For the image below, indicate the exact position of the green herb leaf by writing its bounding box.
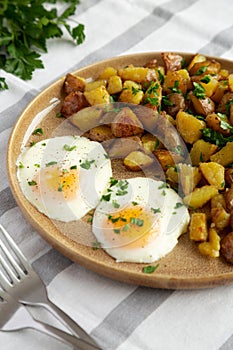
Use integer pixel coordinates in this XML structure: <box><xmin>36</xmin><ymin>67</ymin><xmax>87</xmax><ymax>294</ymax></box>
<box><xmin>101</xmin><ymin>193</ymin><xmax>111</xmax><ymax>202</ymax></box>
<box><xmin>28</xmin><ymin>180</ymin><xmax>37</xmax><ymax>186</ymax></box>
<box><xmin>32</xmin><ymin>128</ymin><xmax>43</xmax><ymax>135</ymax></box>
<box><xmin>46</xmin><ymin>161</ymin><xmax>57</xmax><ymax>167</ymax></box>
<box><xmin>80</xmin><ymin>159</ymin><xmax>95</xmax><ymax>170</ymax></box>
<box><xmin>112</xmin><ymin>200</ymin><xmax>120</xmax><ymax>208</ymax></box>
<box><xmin>0</xmin><ymin>77</ymin><xmax>8</xmax><ymax>90</ymax></box>
<box><xmin>63</xmin><ymin>144</ymin><xmax>77</xmax><ymax>152</ymax></box>
<box><xmin>195</xmin><ymin>66</ymin><xmax>208</xmax><ymax>76</ymax></box>
<box><xmin>151</xmin><ymin>207</ymin><xmax>161</xmax><ymax>214</ymax></box>
<box><xmin>174</xmin><ymin>202</ymin><xmax>184</xmax><ymax>209</ymax></box>
<box><xmin>142</xmin><ymin>264</ymin><xmax>159</xmax><ymax>274</ymax></box>
<box><xmin>193</xmin><ymin>82</ymin><xmax>206</xmax><ymax>99</ymax></box>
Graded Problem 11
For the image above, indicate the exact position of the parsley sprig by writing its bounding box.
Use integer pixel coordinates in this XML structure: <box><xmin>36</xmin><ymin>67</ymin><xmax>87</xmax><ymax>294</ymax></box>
<box><xmin>0</xmin><ymin>0</ymin><xmax>85</xmax><ymax>82</ymax></box>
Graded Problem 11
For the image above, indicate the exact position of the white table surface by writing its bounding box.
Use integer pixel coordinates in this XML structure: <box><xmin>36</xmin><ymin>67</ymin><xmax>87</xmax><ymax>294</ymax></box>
<box><xmin>1</xmin><ymin>0</ymin><xmax>233</xmax><ymax>349</ymax></box>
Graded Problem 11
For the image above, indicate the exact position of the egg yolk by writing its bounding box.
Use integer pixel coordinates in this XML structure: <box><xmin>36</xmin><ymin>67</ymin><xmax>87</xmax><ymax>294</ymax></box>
<box><xmin>103</xmin><ymin>206</ymin><xmax>161</xmax><ymax>249</ymax></box>
<box><xmin>35</xmin><ymin>165</ymin><xmax>79</xmax><ymax>201</ymax></box>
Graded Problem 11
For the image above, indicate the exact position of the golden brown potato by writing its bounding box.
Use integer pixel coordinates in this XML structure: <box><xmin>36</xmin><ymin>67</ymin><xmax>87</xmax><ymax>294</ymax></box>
<box><xmin>221</xmin><ymin>231</ymin><xmax>233</xmax><ymax>263</ymax></box>
<box><xmin>211</xmin><ymin>193</ymin><xmax>226</xmax><ymax>210</ymax></box>
<box><xmin>166</xmin><ymin>166</ymin><xmax>179</xmax><ymax>183</ymax></box>
<box><xmin>211</xmin><ymin>207</ymin><xmax>230</xmax><ymax>230</ymax></box>
<box><xmin>161</xmin><ymin>52</ymin><xmax>183</xmax><ymax>72</ymax></box>
<box><xmin>85</xmin><ymin>80</ymin><xmax>107</xmax><ymax>92</ymax></box>
<box><xmin>111</xmin><ymin>107</ymin><xmax>143</xmax><ymax>138</ymax></box>
<box><xmin>69</xmin><ymin>107</ymin><xmax>103</xmax><ymax>131</ymax></box>
<box><xmin>163</xmin><ymin>69</ymin><xmax>190</xmax><ymax>94</ymax></box>
<box><xmin>105</xmin><ymin>136</ymin><xmax>141</xmax><ymax>158</ymax></box>
<box><xmin>133</xmin><ymin>105</ymin><xmax>159</xmax><ymax>132</ymax></box>
<box><xmin>178</xmin><ymin>163</ymin><xmax>202</xmax><ymax>195</ymax></box>
<box><xmin>211</xmin><ymin>81</ymin><xmax>229</xmax><ymax>103</ymax></box>
<box><xmin>189</xmin><ymin>60</ymin><xmax>221</xmax><ymax>77</ymax></box>
<box><xmin>107</xmin><ymin>75</ymin><xmax>122</xmax><ymax>95</ymax></box>
<box><xmin>183</xmin><ymin>185</ymin><xmax>218</xmax><ymax>209</ymax></box>
<box><xmin>187</xmin><ymin>54</ymin><xmax>206</xmax><ymax>72</ymax></box>
<box><xmin>190</xmin><ymin>93</ymin><xmax>215</xmax><ymax>116</ymax></box>
<box><xmin>98</xmin><ymin>66</ymin><xmax>117</xmax><ymax>79</ymax></box>
<box><xmin>143</xmin><ymin>81</ymin><xmax>162</xmax><ymax>109</ymax></box>
<box><xmin>199</xmin><ymin>76</ymin><xmax>218</xmax><ymax>98</ymax></box>
<box><xmin>141</xmin><ymin>133</ymin><xmax>162</xmax><ymax>153</ymax></box>
<box><xmin>189</xmin><ymin>139</ymin><xmax>218</xmax><ymax>166</ymax></box>
<box><xmin>118</xmin><ymin>65</ymin><xmax>152</xmax><ymax>83</ymax></box>
<box><xmin>228</xmin><ymin>73</ymin><xmax>233</xmax><ymax>92</ymax></box>
<box><xmin>198</xmin><ymin>227</ymin><xmax>220</xmax><ymax>258</ymax></box>
<box><xmin>176</xmin><ymin>110</ymin><xmax>206</xmax><ymax>144</ymax></box>
<box><xmin>210</xmin><ymin>142</ymin><xmax>233</xmax><ymax>166</ymax></box>
<box><xmin>199</xmin><ymin>162</ymin><xmax>225</xmax><ymax>190</ymax></box>
<box><xmin>124</xmin><ymin>151</ymin><xmax>154</xmax><ymax>171</ymax></box>
<box><xmin>63</xmin><ymin>73</ymin><xmax>86</xmax><ymax>94</ymax></box>
<box><xmin>84</xmin><ymin>85</ymin><xmax>111</xmax><ymax>105</ymax></box>
<box><xmin>206</xmin><ymin>113</ymin><xmax>231</xmax><ymax>136</ymax></box>
<box><xmin>217</xmin><ymin>92</ymin><xmax>233</xmax><ymax>114</ymax></box>
<box><xmin>89</xmin><ymin>125</ymin><xmax>114</xmax><ymax>142</ymax></box>
<box><xmin>154</xmin><ymin>150</ymin><xmax>183</xmax><ymax>170</ymax></box>
<box><xmin>225</xmin><ymin>169</ymin><xmax>233</xmax><ymax>188</ymax></box>
<box><xmin>61</xmin><ymin>91</ymin><xmax>89</xmax><ymax>117</ymax></box>
<box><xmin>119</xmin><ymin>80</ymin><xmax>144</xmax><ymax>104</ymax></box>
<box><xmin>165</xmin><ymin>93</ymin><xmax>185</xmax><ymax>117</ymax></box>
<box><xmin>189</xmin><ymin>212</ymin><xmax>208</xmax><ymax>241</ymax></box>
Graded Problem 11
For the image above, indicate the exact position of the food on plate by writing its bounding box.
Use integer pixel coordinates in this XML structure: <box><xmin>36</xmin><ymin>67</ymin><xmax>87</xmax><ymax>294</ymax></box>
<box><xmin>92</xmin><ymin>177</ymin><xmax>190</xmax><ymax>263</ymax></box>
<box><xmin>16</xmin><ymin>136</ymin><xmax>112</xmax><ymax>222</ymax></box>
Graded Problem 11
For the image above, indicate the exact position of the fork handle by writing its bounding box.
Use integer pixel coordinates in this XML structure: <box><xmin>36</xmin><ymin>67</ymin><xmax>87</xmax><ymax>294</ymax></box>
<box><xmin>22</xmin><ymin>298</ymin><xmax>98</xmax><ymax>348</ymax></box>
<box><xmin>34</xmin><ymin>320</ymin><xmax>101</xmax><ymax>350</ymax></box>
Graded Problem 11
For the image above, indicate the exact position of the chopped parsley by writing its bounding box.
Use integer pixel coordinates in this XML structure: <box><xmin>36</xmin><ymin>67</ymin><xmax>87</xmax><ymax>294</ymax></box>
<box><xmin>162</xmin><ymin>95</ymin><xmax>173</xmax><ymax>106</ymax></box>
<box><xmin>93</xmin><ymin>240</ymin><xmax>101</xmax><ymax>250</ymax></box>
<box><xmin>32</xmin><ymin>128</ymin><xmax>43</xmax><ymax>135</ymax></box>
<box><xmin>110</xmin><ymin>177</ymin><xmax>118</xmax><ymax>187</ymax></box>
<box><xmin>63</xmin><ymin>144</ymin><xmax>77</xmax><ymax>152</ymax></box>
<box><xmin>122</xmin><ymin>224</ymin><xmax>131</xmax><ymax>232</ymax></box>
<box><xmin>131</xmin><ymin>86</ymin><xmax>141</xmax><ymax>95</ymax></box>
<box><xmin>46</xmin><ymin>161</ymin><xmax>57</xmax><ymax>167</ymax></box>
<box><xmin>132</xmin><ymin>201</ymin><xmax>138</xmax><ymax>206</ymax></box>
<box><xmin>18</xmin><ymin>162</ymin><xmax>24</xmax><ymax>169</ymax></box>
<box><xmin>28</xmin><ymin>180</ymin><xmax>37</xmax><ymax>186</ymax></box>
<box><xmin>101</xmin><ymin>193</ymin><xmax>112</xmax><ymax>202</ymax></box>
<box><xmin>200</xmin><ymin>76</ymin><xmax>211</xmax><ymax>84</ymax></box>
<box><xmin>193</xmin><ymin>82</ymin><xmax>206</xmax><ymax>99</ymax></box>
<box><xmin>142</xmin><ymin>264</ymin><xmax>159</xmax><ymax>274</ymax></box>
<box><xmin>174</xmin><ymin>202</ymin><xmax>184</xmax><ymax>209</ymax></box>
<box><xmin>34</xmin><ymin>163</ymin><xmax>40</xmax><ymax>168</ymax></box>
<box><xmin>151</xmin><ymin>207</ymin><xmax>161</xmax><ymax>214</ymax></box>
<box><xmin>170</xmin><ymin>80</ymin><xmax>181</xmax><ymax>94</ymax></box>
<box><xmin>113</xmin><ymin>228</ymin><xmax>121</xmax><ymax>234</ymax></box>
<box><xmin>195</xmin><ymin>66</ymin><xmax>208</xmax><ymax>76</ymax></box>
<box><xmin>80</xmin><ymin>159</ymin><xmax>95</xmax><ymax>170</ymax></box>
<box><xmin>112</xmin><ymin>200</ymin><xmax>120</xmax><ymax>208</ymax></box>
<box><xmin>158</xmin><ymin>182</ymin><xmax>168</xmax><ymax>189</ymax></box>
<box><xmin>202</xmin><ymin>128</ymin><xmax>233</xmax><ymax>147</ymax></box>
<box><xmin>70</xmin><ymin>165</ymin><xmax>77</xmax><ymax>170</ymax></box>
<box><xmin>130</xmin><ymin>217</ymin><xmax>144</xmax><ymax>227</ymax></box>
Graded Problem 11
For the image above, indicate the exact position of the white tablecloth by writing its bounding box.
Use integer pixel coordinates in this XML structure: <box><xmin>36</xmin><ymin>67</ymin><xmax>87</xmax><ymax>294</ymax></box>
<box><xmin>1</xmin><ymin>0</ymin><xmax>233</xmax><ymax>349</ymax></box>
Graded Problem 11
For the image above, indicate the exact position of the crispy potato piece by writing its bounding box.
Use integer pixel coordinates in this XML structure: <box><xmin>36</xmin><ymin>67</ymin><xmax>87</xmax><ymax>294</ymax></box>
<box><xmin>230</xmin><ymin>104</ymin><xmax>233</xmax><ymax>126</ymax></box>
<box><xmin>206</xmin><ymin>113</ymin><xmax>231</xmax><ymax>136</ymax></box>
<box><xmin>119</xmin><ymin>80</ymin><xmax>144</xmax><ymax>104</ymax></box>
<box><xmin>189</xmin><ymin>139</ymin><xmax>218</xmax><ymax>166</ymax></box>
<box><xmin>118</xmin><ymin>65</ymin><xmax>155</xmax><ymax>83</ymax></box>
<box><xmin>69</xmin><ymin>107</ymin><xmax>103</xmax><ymax>131</ymax></box>
<box><xmin>111</xmin><ymin>107</ymin><xmax>143</xmax><ymax>138</ymax></box>
<box><xmin>84</xmin><ymin>85</ymin><xmax>110</xmax><ymax>105</ymax></box>
<box><xmin>210</xmin><ymin>142</ymin><xmax>233</xmax><ymax>166</ymax></box>
<box><xmin>107</xmin><ymin>75</ymin><xmax>122</xmax><ymax>94</ymax></box>
<box><xmin>124</xmin><ymin>151</ymin><xmax>154</xmax><ymax>171</ymax></box>
<box><xmin>154</xmin><ymin>150</ymin><xmax>183</xmax><ymax>170</ymax></box>
<box><xmin>163</xmin><ymin>69</ymin><xmax>190</xmax><ymax>94</ymax></box>
<box><xmin>98</xmin><ymin>67</ymin><xmax>117</xmax><ymax>79</ymax></box>
<box><xmin>176</xmin><ymin>110</ymin><xmax>206</xmax><ymax>144</ymax></box>
<box><xmin>166</xmin><ymin>166</ymin><xmax>179</xmax><ymax>183</ymax></box>
<box><xmin>141</xmin><ymin>133</ymin><xmax>162</xmax><ymax>153</ymax></box>
<box><xmin>190</xmin><ymin>93</ymin><xmax>215</xmax><ymax>116</ymax></box>
<box><xmin>189</xmin><ymin>60</ymin><xmax>221</xmax><ymax>77</ymax></box>
<box><xmin>178</xmin><ymin>163</ymin><xmax>202</xmax><ymax>195</ymax></box>
<box><xmin>198</xmin><ymin>227</ymin><xmax>220</xmax><ymax>258</ymax></box>
<box><xmin>199</xmin><ymin>76</ymin><xmax>218</xmax><ymax>97</ymax></box>
<box><xmin>211</xmin><ymin>193</ymin><xmax>226</xmax><ymax>210</ymax></box>
<box><xmin>199</xmin><ymin>162</ymin><xmax>225</xmax><ymax>190</ymax></box>
<box><xmin>106</xmin><ymin>136</ymin><xmax>141</xmax><ymax>158</ymax></box>
<box><xmin>183</xmin><ymin>185</ymin><xmax>218</xmax><ymax>209</ymax></box>
<box><xmin>61</xmin><ymin>91</ymin><xmax>89</xmax><ymax>117</ymax></box>
<box><xmin>211</xmin><ymin>81</ymin><xmax>229</xmax><ymax>103</ymax></box>
<box><xmin>228</xmin><ymin>73</ymin><xmax>233</xmax><ymax>92</ymax></box>
<box><xmin>225</xmin><ymin>169</ymin><xmax>233</xmax><ymax>188</ymax></box>
<box><xmin>85</xmin><ymin>80</ymin><xmax>107</xmax><ymax>92</ymax></box>
<box><xmin>89</xmin><ymin>125</ymin><xmax>114</xmax><ymax>142</ymax></box>
<box><xmin>221</xmin><ymin>231</ymin><xmax>233</xmax><ymax>263</ymax></box>
<box><xmin>63</xmin><ymin>73</ymin><xmax>86</xmax><ymax>94</ymax></box>
<box><xmin>165</xmin><ymin>93</ymin><xmax>185</xmax><ymax>117</ymax></box>
<box><xmin>161</xmin><ymin>52</ymin><xmax>183</xmax><ymax>72</ymax></box>
<box><xmin>143</xmin><ymin>81</ymin><xmax>162</xmax><ymax>109</ymax></box>
<box><xmin>224</xmin><ymin>188</ymin><xmax>233</xmax><ymax>211</ymax></box>
<box><xmin>189</xmin><ymin>212</ymin><xmax>208</xmax><ymax>241</ymax></box>
<box><xmin>217</xmin><ymin>92</ymin><xmax>233</xmax><ymax>114</ymax></box>
<box><xmin>211</xmin><ymin>207</ymin><xmax>230</xmax><ymax>230</ymax></box>
<box><xmin>187</xmin><ymin>54</ymin><xmax>206</xmax><ymax>72</ymax></box>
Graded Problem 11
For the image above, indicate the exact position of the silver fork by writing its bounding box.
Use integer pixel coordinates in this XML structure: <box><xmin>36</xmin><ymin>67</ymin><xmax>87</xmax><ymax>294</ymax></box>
<box><xmin>0</xmin><ymin>288</ymin><xmax>99</xmax><ymax>350</ymax></box>
<box><xmin>0</xmin><ymin>224</ymin><xmax>100</xmax><ymax>348</ymax></box>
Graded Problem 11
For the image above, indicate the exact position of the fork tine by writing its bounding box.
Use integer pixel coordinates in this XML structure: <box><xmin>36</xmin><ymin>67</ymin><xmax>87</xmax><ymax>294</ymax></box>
<box><xmin>0</xmin><ymin>253</ymin><xmax>21</xmax><ymax>284</ymax></box>
<box><xmin>0</xmin><ymin>224</ymin><xmax>29</xmax><ymax>273</ymax></box>
<box><xmin>0</xmin><ymin>269</ymin><xmax>11</xmax><ymax>290</ymax></box>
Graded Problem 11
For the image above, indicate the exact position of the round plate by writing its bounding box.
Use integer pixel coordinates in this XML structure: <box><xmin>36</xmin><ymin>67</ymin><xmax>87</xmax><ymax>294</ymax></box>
<box><xmin>7</xmin><ymin>52</ymin><xmax>233</xmax><ymax>289</ymax></box>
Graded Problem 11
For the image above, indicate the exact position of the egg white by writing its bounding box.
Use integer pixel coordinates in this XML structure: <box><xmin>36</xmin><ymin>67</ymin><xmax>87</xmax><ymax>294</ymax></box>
<box><xmin>17</xmin><ymin>135</ymin><xmax>112</xmax><ymax>222</ymax></box>
<box><xmin>92</xmin><ymin>177</ymin><xmax>190</xmax><ymax>263</ymax></box>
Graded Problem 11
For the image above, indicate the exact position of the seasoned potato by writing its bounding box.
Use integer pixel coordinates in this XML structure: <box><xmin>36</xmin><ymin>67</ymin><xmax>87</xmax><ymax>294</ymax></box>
<box><xmin>225</xmin><ymin>169</ymin><xmax>233</xmax><ymax>188</ymax></box>
<box><xmin>106</xmin><ymin>136</ymin><xmax>141</xmax><ymax>158</ymax></box>
<box><xmin>210</xmin><ymin>142</ymin><xmax>233</xmax><ymax>166</ymax></box>
<box><xmin>143</xmin><ymin>81</ymin><xmax>162</xmax><ymax>109</ymax></box>
<box><xmin>228</xmin><ymin>73</ymin><xmax>233</xmax><ymax>92</ymax></box>
<box><xmin>124</xmin><ymin>151</ymin><xmax>154</xmax><ymax>171</ymax></box>
<box><xmin>187</xmin><ymin>54</ymin><xmax>206</xmax><ymax>72</ymax></box>
<box><xmin>85</xmin><ymin>80</ymin><xmax>107</xmax><ymax>92</ymax></box>
<box><xmin>161</xmin><ymin>52</ymin><xmax>183</xmax><ymax>72</ymax></box>
<box><xmin>84</xmin><ymin>85</ymin><xmax>110</xmax><ymax>105</ymax></box>
<box><xmin>176</xmin><ymin>110</ymin><xmax>206</xmax><ymax>144</ymax></box>
<box><xmin>189</xmin><ymin>60</ymin><xmax>221</xmax><ymax>77</ymax></box>
<box><xmin>199</xmin><ymin>76</ymin><xmax>218</xmax><ymax>97</ymax></box>
<box><xmin>154</xmin><ymin>150</ymin><xmax>183</xmax><ymax>170</ymax></box>
<box><xmin>69</xmin><ymin>107</ymin><xmax>103</xmax><ymax>131</ymax></box>
<box><xmin>98</xmin><ymin>67</ymin><xmax>117</xmax><ymax>79</ymax></box>
<box><xmin>183</xmin><ymin>185</ymin><xmax>218</xmax><ymax>208</ymax></box>
<box><xmin>199</xmin><ymin>162</ymin><xmax>225</xmax><ymax>190</ymax></box>
<box><xmin>211</xmin><ymin>207</ymin><xmax>230</xmax><ymax>230</ymax></box>
<box><xmin>198</xmin><ymin>227</ymin><xmax>220</xmax><ymax>258</ymax></box>
<box><xmin>189</xmin><ymin>139</ymin><xmax>218</xmax><ymax>166</ymax></box>
<box><xmin>119</xmin><ymin>80</ymin><xmax>144</xmax><ymax>104</ymax></box>
<box><xmin>118</xmin><ymin>65</ymin><xmax>153</xmax><ymax>83</ymax></box>
<box><xmin>221</xmin><ymin>231</ymin><xmax>233</xmax><ymax>263</ymax></box>
<box><xmin>141</xmin><ymin>133</ymin><xmax>162</xmax><ymax>153</ymax></box>
<box><xmin>111</xmin><ymin>107</ymin><xmax>143</xmax><ymax>137</ymax></box>
<box><xmin>107</xmin><ymin>75</ymin><xmax>122</xmax><ymax>95</ymax></box>
<box><xmin>166</xmin><ymin>166</ymin><xmax>179</xmax><ymax>183</ymax></box>
<box><xmin>211</xmin><ymin>81</ymin><xmax>229</xmax><ymax>103</ymax></box>
<box><xmin>211</xmin><ymin>193</ymin><xmax>226</xmax><ymax>209</ymax></box>
<box><xmin>178</xmin><ymin>163</ymin><xmax>202</xmax><ymax>195</ymax></box>
<box><xmin>61</xmin><ymin>91</ymin><xmax>89</xmax><ymax>117</ymax></box>
<box><xmin>189</xmin><ymin>212</ymin><xmax>208</xmax><ymax>241</ymax></box>
<box><xmin>206</xmin><ymin>113</ymin><xmax>231</xmax><ymax>136</ymax></box>
<box><xmin>217</xmin><ymin>92</ymin><xmax>233</xmax><ymax>114</ymax></box>
<box><xmin>63</xmin><ymin>73</ymin><xmax>86</xmax><ymax>94</ymax></box>
<box><xmin>133</xmin><ymin>105</ymin><xmax>159</xmax><ymax>132</ymax></box>
<box><xmin>190</xmin><ymin>94</ymin><xmax>215</xmax><ymax>116</ymax></box>
<box><xmin>89</xmin><ymin>125</ymin><xmax>114</xmax><ymax>142</ymax></box>
<box><xmin>224</xmin><ymin>188</ymin><xmax>233</xmax><ymax>211</ymax></box>
<box><xmin>163</xmin><ymin>69</ymin><xmax>190</xmax><ymax>94</ymax></box>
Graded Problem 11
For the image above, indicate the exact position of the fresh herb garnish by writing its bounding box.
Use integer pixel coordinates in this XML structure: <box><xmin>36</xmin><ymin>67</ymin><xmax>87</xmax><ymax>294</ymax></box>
<box><xmin>70</xmin><ymin>165</ymin><xmax>77</xmax><ymax>170</ymax></box>
<box><xmin>0</xmin><ymin>1</ymin><xmax>85</xmax><ymax>84</ymax></box>
<box><xmin>200</xmin><ymin>76</ymin><xmax>211</xmax><ymax>84</ymax></box>
<box><xmin>130</xmin><ymin>217</ymin><xmax>144</xmax><ymax>227</ymax></box>
<box><xmin>0</xmin><ymin>77</ymin><xmax>8</xmax><ymax>90</ymax></box>
<box><xmin>132</xmin><ymin>201</ymin><xmax>138</xmax><ymax>206</ymax></box>
<box><xmin>113</xmin><ymin>228</ymin><xmax>121</xmax><ymax>234</ymax></box>
<box><xmin>162</xmin><ymin>95</ymin><xmax>173</xmax><ymax>106</ymax></box>
<box><xmin>101</xmin><ymin>193</ymin><xmax>112</xmax><ymax>202</ymax></box>
<box><xmin>174</xmin><ymin>202</ymin><xmax>184</xmax><ymax>209</ymax></box>
<box><xmin>142</xmin><ymin>264</ymin><xmax>159</xmax><ymax>274</ymax></box>
<box><xmin>34</xmin><ymin>163</ymin><xmax>40</xmax><ymax>168</ymax></box>
<box><xmin>46</xmin><ymin>161</ymin><xmax>57</xmax><ymax>167</ymax></box>
<box><xmin>112</xmin><ymin>200</ymin><xmax>120</xmax><ymax>208</ymax></box>
<box><xmin>131</xmin><ymin>86</ymin><xmax>141</xmax><ymax>95</ymax></box>
<box><xmin>195</xmin><ymin>66</ymin><xmax>208</xmax><ymax>76</ymax></box>
<box><xmin>193</xmin><ymin>82</ymin><xmax>206</xmax><ymax>99</ymax></box>
<box><xmin>92</xmin><ymin>240</ymin><xmax>101</xmax><ymax>250</ymax></box>
<box><xmin>32</xmin><ymin>128</ymin><xmax>43</xmax><ymax>136</ymax></box>
<box><xmin>202</xmin><ymin>128</ymin><xmax>233</xmax><ymax>147</ymax></box>
<box><xmin>80</xmin><ymin>159</ymin><xmax>95</xmax><ymax>170</ymax></box>
<box><xmin>110</xmin><ymin>177</ymin><xmax>118</xmax><ymax>187</ymax></box>
<box><xmin>28</xmin><ymin>180</ymin><xmax>37</xmax><ymax>186</ymax></box>
<box><xmin>63</xmin><ymin>144</ymin><xmax>77</xmax><ymax>152</ymax></box>
<box><xmin>170</xmin><ymin>80</ymin><xmax>181</xmax><ymax>94</ymax></box>
<box><xmin>151</xmin><ymin>207</ymin><xmax>161</xmax><ymax>214</ymax></box>
<box><xmin>18</xmin><ymin>162</ymin><xmax>24</xmax><ymax>169</ymax></box>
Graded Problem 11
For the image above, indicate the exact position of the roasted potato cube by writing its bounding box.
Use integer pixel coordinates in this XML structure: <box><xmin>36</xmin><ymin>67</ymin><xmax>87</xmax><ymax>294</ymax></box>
<box><xmin>141</xmin><ymin>133</ymin><xmax>162</xmax><ymax>153</ymax></box>
<box><xmin>143</xmin><ymin>81</ymin><xmax>162</xmax><ymax>109</ymax></box>
<box><xmin>210</xmin><ymin>142</ymin><xmax>233</xmax><ymax>166</ymax></box>
<box><xmin>224</xmin><ymin>188</ymin><xmax>233</xmax><ymax>211</ymax></box>
<box><xmin>178</xmin><ymin>163</ymin><xmax>202</xmax><ymax>195</ymax></box>
<box><xmin>190</xmin><ymin>139</ymin><xmax>218</xmax><ymax>166</ymax></box>
<box><xmin>190</xmin><ymin>93</ymin><xmax>215</xmax><ymax>116</ymax></box>
<box><xmin>211</xmin><ymin>193</ymin><xmax>226</xmax><ymax>210</ymax></box>
<box><xmin>183</xmin><ymin>185</ymin><xmax>218</xmax><ymax>208</ymax></box>
<box><xmin>124</xmin><ymin>151</ymin><xmax>154</xmax><ymax>171</ymax></box>
<box><xmin>98</xmin><ymin>67</ymin><xmax>117</xmax><ymax>79</ymax></box>
<box><xmin>106</xmin><ymin>136</ymin><xmax>141</xmax><ymax>158</ymax></box>
<box><xmin>111</xmin><ymin>107</ymin><xmax>143</xmax><ymax>138</ymax></box>
<box><xmin>118</xmin><ymin>65</ymin><xmax>151</xmax><ymax>83</ymax></box>
<box><xmin>176</xmin><ymin>110</ymin><xmax>206</xmax><ymax>144</ymax></box>
<box><xmin>119</xmin><ymin>80</ymin><xmax>144</xmax><ymax>104</ymax></box>
<box><xmin>84</xmin><ymin>85</ymin><xmax>110</xmax><ymax>105</ymax></box>
<box><xmin>199</xmin><ymin>162</ymin><xmax>225</xmax><ymax>190</ymax></box>
<box><xmin>228</xmin><ymin>73</ymin><xmax>233</xmax><ymax>92</ymax></box>
<box><xmin>189</xmin><ymin>212</ymin><xmax>208</xmax><ymax>241</ymax></box>
<box><xmin>211</xmin><ymin>207</ymin><xmax>230</xmax><ymax>230</ymax></box>
<box><xmin>61</xmin><ymin>91</ymin><xmax>89</xmax><ymax>117</ymax></box>
<box><xmin>85</xmin><ymin>80</ymin><xmax>107</xmax><ymax>92</ymax></box>
<box><xmin>211</xmin><ymin>81</ymin><xmax>229</xmax><ymax>103</ymax></box>
<box><xmin>187</xmin><ymin>54</ymin><xmax>206</xmax><ymax>71</ymax></box>
<box><xmin>161</xmin><ymin>52</ymin><xmax>183</xmax><ymax>72</ymax></box>
<box><xmin>198</xmin><ymin>227</ymin><xmax>220</xmax><ymax>258</ymax></box>
<box><xmin>221</xmin><ymin>231</ymin><xmax>233</xmax><ymax>263</ymax></box>
<box><xmin>89</xmin><ymin>125</ymin><xmax>114</xmax><ymax>142</ymax></box>
<box><xmin>166</xmin><ymin>166</ymin><xmax>179</xmax><ymax>183</ymax></box>
<box><xmin>63</xmin><ymin>73</ymin><xmax>86</xmax><ymax>94</ymax></box>
<box><xmin>189</xmin><ymin>60</ymin><xmax>221</xmax><ymax>77</ymax></box>
<box><xmin>199</xmin><ymin>76</ymin><xmax>218</xmax><ymax>98</ymax></box>
<box><xmin>163</xmin><ymin>69</ymin><xmax>190</xmax><ymax>94</ymax></box>
<box><xmin>154</xmin><ymin>150</ymin><xmax>183</xmax><ymax>170</ymax></box>
<box><xmin>133</xmin><ymin>105</ymin><xmax>159</xmax><ymax>132</ymax></box>
<box><xmin>69</xmin><ymin>107</ymin><xmax>102</xmax><ymax>131</ymax></box>
<box><xmin>206</xmin><ymin>113</ymin><xmax>231</xmax><ymax>136</ymax></box>
<box><xmin>107</xmin><ymin>75</ymin><xmax>122</xmax><ymax>95</ymax></box>
<box><xmin>217</xmin><ymin>92</ymin><xmax>233</xmax><ymax>114</ymax></box>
